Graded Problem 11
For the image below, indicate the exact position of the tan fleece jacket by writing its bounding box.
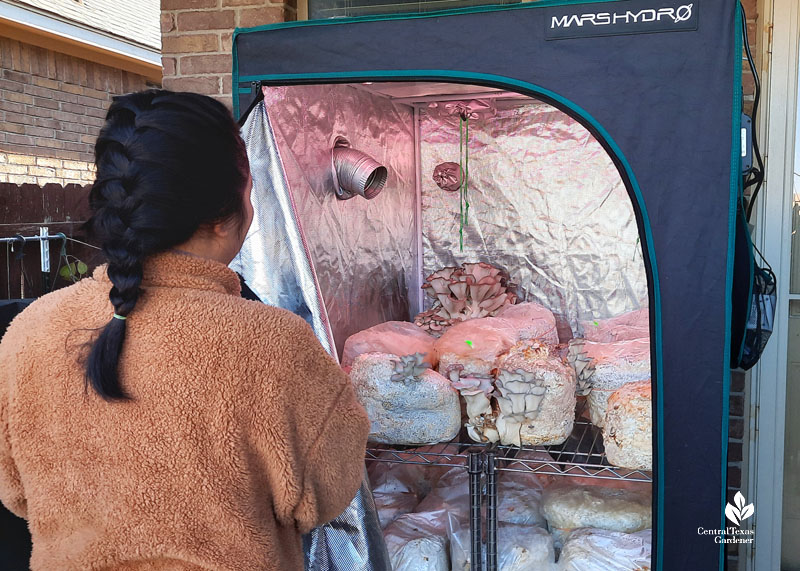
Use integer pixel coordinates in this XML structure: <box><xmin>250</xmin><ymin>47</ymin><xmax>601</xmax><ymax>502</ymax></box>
<box><xmin>0</xmin><ymin>251</ymin><xmax>370</xmax><ymax>570</ymax></box>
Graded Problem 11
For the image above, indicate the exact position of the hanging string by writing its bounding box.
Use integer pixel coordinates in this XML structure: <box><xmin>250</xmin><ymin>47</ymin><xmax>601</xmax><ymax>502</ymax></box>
<box><xmin>63</xmin><ymin>236</ymin><xmax>101</xmax><ymax>250</ymax></box>
<box><xmin>464</xmin><ymin>116</ymin><xmax>470</xmax><ymax>226</ymax></box>
<box><xmin>459</xmin><ymin>116</ymin><xmax>464</xmax><ymax>252</ymax></box>
<box><xmin>457</xmin><ymin>114</ymin><xmax>472</xmax><ymax>252</ymax></box>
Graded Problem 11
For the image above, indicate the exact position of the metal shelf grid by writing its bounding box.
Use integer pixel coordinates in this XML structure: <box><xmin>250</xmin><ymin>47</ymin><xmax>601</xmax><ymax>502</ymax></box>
<box><xmin>364</xmin><ymin>397</ymin><xmax>652</xmax><ymax>483</ymax></box>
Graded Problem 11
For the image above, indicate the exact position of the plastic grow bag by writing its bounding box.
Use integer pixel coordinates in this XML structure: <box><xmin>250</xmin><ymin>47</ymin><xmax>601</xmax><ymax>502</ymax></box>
<box><xmin>232</xmin><ymin>2</ymin><xmax>742</xmax><ymax>569</ymax></box>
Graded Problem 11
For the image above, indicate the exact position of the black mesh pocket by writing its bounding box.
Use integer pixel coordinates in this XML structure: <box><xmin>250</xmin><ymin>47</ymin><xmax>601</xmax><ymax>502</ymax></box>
<box><xmin>739</xmin><ymin>266</ymin><xmax>776</xmax><ymax>371</ymax></box>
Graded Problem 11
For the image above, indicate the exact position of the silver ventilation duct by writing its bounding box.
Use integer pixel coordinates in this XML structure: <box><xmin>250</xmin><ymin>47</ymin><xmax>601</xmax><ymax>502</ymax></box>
<box><xmin>331</xmin><ymin>137</ymin><xmax>388</xmax><ymax>200</ymax></box>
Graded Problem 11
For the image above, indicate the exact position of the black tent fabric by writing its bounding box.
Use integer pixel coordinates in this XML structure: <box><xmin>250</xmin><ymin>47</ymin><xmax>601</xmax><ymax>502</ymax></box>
<box><xmin>232</xmin><ymin>2</ymin><xmax>740</xmax><ymax>568</ymax></box>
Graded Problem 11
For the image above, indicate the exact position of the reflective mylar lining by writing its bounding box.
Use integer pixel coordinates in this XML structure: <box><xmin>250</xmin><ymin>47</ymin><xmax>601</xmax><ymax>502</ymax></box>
<box><xmin>234</xmin><ymin>101</ymin><xmax>391</xmax><ymax>571</ymax></box>
<box><xmin>420</xmin><ymin>100</ymin><xmax>647</xmax><ymax>337</ymax></box>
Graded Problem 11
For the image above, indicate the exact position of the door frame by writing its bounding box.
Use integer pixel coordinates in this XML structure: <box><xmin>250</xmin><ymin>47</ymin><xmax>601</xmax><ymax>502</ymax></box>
<box><xmin>747</xmin><ymin>0</ymin><xmax>800</xmax><ymax>568</ymax></box>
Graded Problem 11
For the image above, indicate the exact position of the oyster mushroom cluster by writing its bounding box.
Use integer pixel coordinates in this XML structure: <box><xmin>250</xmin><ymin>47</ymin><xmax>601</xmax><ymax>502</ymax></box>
<box><xmin>414</xmin><ymin>262</ymin><xmax>518</xmax><ymax>336</ymax></box>
<box><xmin>448</xmin><ymin>366</ymin><xmax>549</xmax><ymax>446</ymax></box>
<box><xmin>446</xmin><ymin>367</ymin><xmax>493</xmax><ymax>418</ymax></box>
<box><xmin>565</xmin><ymin>336</ymin><xmax>650</xmax><ymax>429</ymax></box>
<box><xmin>567</xmin><ymin>339</ymin><xmax>595</xmax><ymax>396</ymax></box>
<box><xmin>390</xmin><ymin>353</ymin><xmax>432</xmax><ymax>385</ymax></box>
<box><xmin>494</xmin><ymin>369</ymin><xmax>547</xmax><ymax>447</ymax></box>
<box><xmin>447</xmin><ymin>368</ymin><xmax>498</xmax><ymax>443</ymax></box>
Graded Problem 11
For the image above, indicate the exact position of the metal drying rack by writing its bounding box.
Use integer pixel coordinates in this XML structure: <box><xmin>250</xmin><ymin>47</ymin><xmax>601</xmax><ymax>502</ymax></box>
<box><xmin>365</xmin><ymin>397</ymin><xmax>652</xmax><ymax>483</ymax></box>
<box><xmin>1</xmin><ymin>228</ymin><xmax>67</xmax><ymax>297</ymax></box>
<box><xmin>364</xmin><ymin>396</ymin><xmax>652</xmax><ymax>571</ymax></box>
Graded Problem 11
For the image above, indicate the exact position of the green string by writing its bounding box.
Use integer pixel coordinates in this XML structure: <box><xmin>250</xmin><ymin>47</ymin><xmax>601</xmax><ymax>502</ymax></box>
<box><xmin>459</xmin><ymin>116</ymin><xmax>464</xmax><ymax>252</ymax></box>
<box><xmin>456</xmin><ymin>114</ymin><xmax>473</xmax><ymax>252</ymax></box>
<box><xmin>464</xmin><ymin>117</ymin><xmax>470</xmax><ymax>226</ymax></box>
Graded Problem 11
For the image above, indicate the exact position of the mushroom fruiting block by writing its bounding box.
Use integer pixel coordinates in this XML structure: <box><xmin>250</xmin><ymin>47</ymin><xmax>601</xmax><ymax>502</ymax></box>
<box><xmin>350</xmin><ymin>352</ymin><xmax>461</xmax><ymax>446</ymax></box>
<box><xmin>435</xmin><ymin>317</ymin><xmax>518</xmax><ymax>376</ymax></box>
<box><xmin>342</xmin><ymin>321</ymin><xmax>437</xmax><ymax>369</ymax></box>
<box><xmin>542</xmin><ymin>484</ymin><xmax>652</xmax><ymax>549</ymax></box>
<box><xmin>558</xmin><ymin>529</ymin><xmax>652</xmax><ymax>571</ymax></box>
<box><xmin>493</xmin><ymin>302</ymin><xmax>559</xmax><ymax>345</ymax></box>
<box><xmin>603</xmin><ymin>380</ymin><xmax>653</xmax><ymax>471</ymax></box>
<box><xmin>433</xmin><ymin>302</ymin><xmax>559</xmax><ymax>377</ymax></box>
<box><xmin>568</xmin><ymin>338</ymin><xmax>651</xmax><ymax>428</ymax></box>
<box><xmin>495</xmin><ymin>340</ymin><xmax>576</xmax><ymax>446</ymax></box>
<box><xmin>579</xmin><ymin>307</ymin><xmax>650</xmax><ymax>343</ymax></box>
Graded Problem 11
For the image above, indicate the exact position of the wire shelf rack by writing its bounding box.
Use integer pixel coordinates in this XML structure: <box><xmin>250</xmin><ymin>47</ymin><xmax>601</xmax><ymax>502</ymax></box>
<box><xmin>364</xmin><ymin>397</ymin><xmax>652</xmax><ymax>483</ymax></box>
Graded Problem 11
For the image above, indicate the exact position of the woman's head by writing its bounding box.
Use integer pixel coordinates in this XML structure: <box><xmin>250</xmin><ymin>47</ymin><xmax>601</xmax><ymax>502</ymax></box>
<box><xmin>85</xmin><ymin>89</ymin><xmax>251</xmax><ymax>401</ymax></box>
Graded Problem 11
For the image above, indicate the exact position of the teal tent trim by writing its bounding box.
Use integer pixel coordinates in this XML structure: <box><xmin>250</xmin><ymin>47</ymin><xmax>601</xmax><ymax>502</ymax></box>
<box><xmin>720</xmin><ymin>5</ymin><xmax>745</xmax><ymax>568</ymax></box>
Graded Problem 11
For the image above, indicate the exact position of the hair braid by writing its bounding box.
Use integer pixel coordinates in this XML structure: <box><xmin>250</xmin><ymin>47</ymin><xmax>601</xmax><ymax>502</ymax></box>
<box><xmin>84</xmin><ymin>90</ymin><xmax>249</xmax><ymax>401</ymax></box>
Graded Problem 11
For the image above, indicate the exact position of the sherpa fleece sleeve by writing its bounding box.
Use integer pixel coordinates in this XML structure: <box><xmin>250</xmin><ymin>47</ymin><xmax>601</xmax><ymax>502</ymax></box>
<box><xmin>246</xmin><ymin>310</ymin><xmax>369</xmax><ymax>535</ymax></box>
<box><xmin>0</xmin><ymin>321</ymin><xmax>27</xmax><ymax>519</ymax></box>
<box><xmin>291</xmin><ymin>379</ymin><xmax>370</xmax><ymax>533</ymax></box>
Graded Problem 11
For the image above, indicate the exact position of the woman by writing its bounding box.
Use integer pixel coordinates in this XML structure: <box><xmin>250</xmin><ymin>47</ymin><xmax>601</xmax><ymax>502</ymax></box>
<box><xmin>0</xmin><ymin>90</ymin><xmax>370</xmax><ymax>570</ymax></box>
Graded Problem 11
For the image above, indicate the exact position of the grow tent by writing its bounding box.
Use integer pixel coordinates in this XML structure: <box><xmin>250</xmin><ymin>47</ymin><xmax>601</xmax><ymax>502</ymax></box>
<box><xmin>232</xmin><ymin>1</ymin><xmax>741</xmax><ymax>569</ymax></box>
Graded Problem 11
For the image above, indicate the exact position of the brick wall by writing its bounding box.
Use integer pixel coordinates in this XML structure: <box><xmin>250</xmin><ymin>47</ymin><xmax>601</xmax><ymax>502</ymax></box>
<box><xmin>741</xmin><ymin>0</ymin><xmax>759</xmax><ymax>116</ymax></box>
<box><xmin>160</xmin><ymin>0</ymin><xmax>296</xmax><ymax>108</ymax></box>
<box><xmin>726</xmin><ymin>371</ymin><xmax>749</xmax><ymax>570</ymax></box>
<box><xmin>0</xmin><ymin>36</ymin><xmax>158</xmax><ymax>185</ymax></box>
<box><xmin>0</xmin><ymin>152</ymin><xmax>96</xmax><ymax>187</ymax></box>
<box><xmin>726</xmin><ymin>2</ymin><xmax>759</xmax><ymax>569</ymax></box>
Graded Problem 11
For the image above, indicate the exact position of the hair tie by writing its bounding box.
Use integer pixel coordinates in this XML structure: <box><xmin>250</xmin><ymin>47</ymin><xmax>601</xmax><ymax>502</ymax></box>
<box><xmin>113</xmin><ymin>313</ymin><xmax>127</xmax><ymax>321</ymax></box>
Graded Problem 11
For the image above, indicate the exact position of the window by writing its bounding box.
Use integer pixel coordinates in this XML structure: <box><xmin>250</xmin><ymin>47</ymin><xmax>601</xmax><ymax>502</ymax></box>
<box><xmin>303</xmin><ymin>0</ymin><xmax>523</xmax><ymax>20</ymax></box>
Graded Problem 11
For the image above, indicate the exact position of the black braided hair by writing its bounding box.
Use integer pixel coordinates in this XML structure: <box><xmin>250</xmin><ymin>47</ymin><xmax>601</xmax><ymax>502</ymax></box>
<box><xmin>84</xmin><ymin>90</ymin><xmax>249</xmax><ymax>401</ymax></box>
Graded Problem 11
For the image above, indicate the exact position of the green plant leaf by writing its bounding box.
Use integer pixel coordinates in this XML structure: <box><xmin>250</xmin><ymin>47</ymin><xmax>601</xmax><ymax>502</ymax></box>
<box><xmin>77</xmin><ymin>261</ymin><xmax>88</xmax><ymax>275</ymax></box>
<box><xmin>59</xmin><ymin>266</ymin><xmax>71</xmax><ymax>279</ymax></box>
